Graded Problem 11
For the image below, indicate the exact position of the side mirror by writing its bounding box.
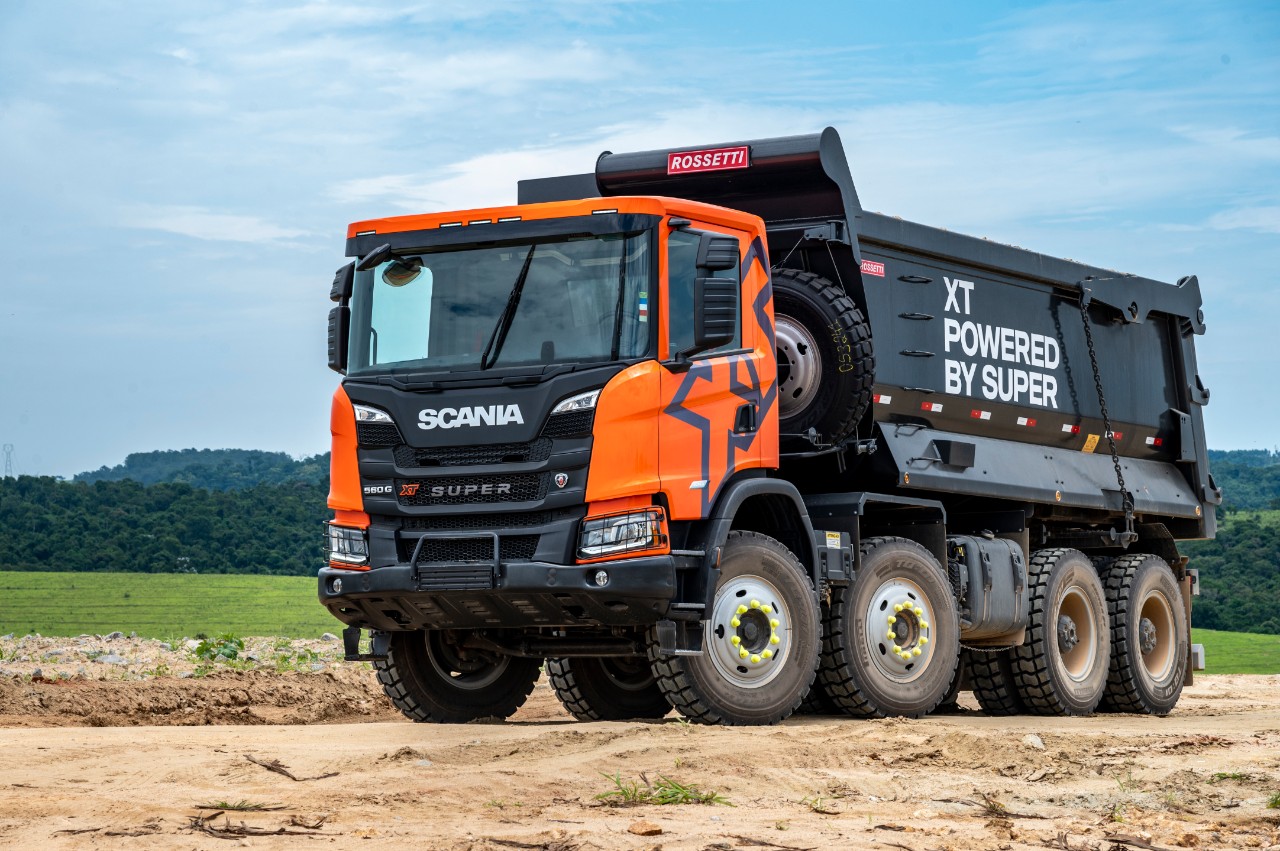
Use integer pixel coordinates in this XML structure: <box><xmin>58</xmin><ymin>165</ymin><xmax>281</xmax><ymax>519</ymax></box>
<box><xmin>328</xmin><ymin>305</ymin><xmax>349</xmax><ymax>373</ymax></box>
<box><xmin>330</xmin><ymin>262</ymin><xmax>355</xmax><ymax>302</ymax></box>
<box><xmin>692</xmin><ymin>276</ymin><xmax>738</xmax><ymax>351</ymax></box>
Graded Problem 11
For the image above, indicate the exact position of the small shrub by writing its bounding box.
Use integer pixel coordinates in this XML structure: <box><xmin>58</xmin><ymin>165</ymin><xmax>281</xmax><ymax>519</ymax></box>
<box><xmin>595</xmin><ymin>772</ymin><xmax>731</xmax><ymax>806</ymax></box>
<box><xmin>192</xmin><ymin>633</ymin><xmax>244</xmax><ymax>662</ymax></box>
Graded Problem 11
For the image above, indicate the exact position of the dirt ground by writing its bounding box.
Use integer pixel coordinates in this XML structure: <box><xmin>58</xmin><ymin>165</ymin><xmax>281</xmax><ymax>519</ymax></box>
<box><xmin>0</xmin><ymin>638</ymin><xmax>1277</xmax><ymax>850</ymax></box>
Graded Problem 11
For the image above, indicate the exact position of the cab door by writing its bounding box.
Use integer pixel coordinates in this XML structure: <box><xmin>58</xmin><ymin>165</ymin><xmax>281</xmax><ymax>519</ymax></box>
<box><xmin>659</xmin><ymin>223</ymin><xmax>774</xmax><ymax>520</ymax></box>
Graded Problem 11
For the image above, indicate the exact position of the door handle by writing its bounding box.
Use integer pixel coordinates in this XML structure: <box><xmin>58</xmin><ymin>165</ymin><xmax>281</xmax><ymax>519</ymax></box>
<box><xmin>734</xmin><ymin>403</ymin><xmax>758</xmax><ymax>434</ymax></box>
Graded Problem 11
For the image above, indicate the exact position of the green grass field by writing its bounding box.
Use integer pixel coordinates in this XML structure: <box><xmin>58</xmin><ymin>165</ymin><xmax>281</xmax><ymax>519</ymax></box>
<box><xmin>1193</xmin><ymin>628</ymin><xmax>1280</xmax><ymax>675</ymax></box>
<box><xmin>1</xmin><ymin>572</ymin><xmax>1277</xmax><ymax>674</ymax></box>
<box><xmin>0</xmin><ymin>571</ymin><xmax>338</xmax><ymax>639</ymax></box>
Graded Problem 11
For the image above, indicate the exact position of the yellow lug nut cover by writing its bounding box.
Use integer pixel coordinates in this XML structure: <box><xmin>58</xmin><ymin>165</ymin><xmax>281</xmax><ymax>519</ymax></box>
<box><xmin>914</xmin><ymin>607</ymin><xmax>924</xmax><ymax>616</ymax></box>
<box><xmin>762</xmin><ymin>649</ymin><xmax>773</xmax><ymax>659</ymax></box>
<box><xmin>739</xmin><ymin>648</ymin><xmax>748</xmax><ymax>659</ymax></box>
<box><xmin>894</xmin><ymin>603</ymin><xmax>904</xmax><ymax>613</ymax></box>
<box><xmin>761</xmin><ymin>605</ymin><xmax>773</xmax><ymax>614</ymax></box>
<box><xmin>770</xmin><ymin>619</ymin><xmax>780</xmax><ymax>628</ymax></box>
<box><xmin>919</xmin><ymin>637</ymin><xmax>928</xmax><ymax>645</ymax></box>
<box><xmin>750</xmin><ymin>600</ymin><xmax>761</xmax><ymax>609</ymax></box>
<box><xmin>886</xmin><ymin>631</ymin><xmax>897</xmax><ymax>640</ymax></box>
<box><xmin>750</xmin><ymin>654</ymin><xmax>761</xmax><ymax>664</ymax></box>
<box><xmin>770</xmin><ymin>635</ymin><xmax>780</xmax><ymax>645</ymax></box>
<box><xmin>731</xmin><ymin>635</ymin><xmax>741</xmax><ymax>646</ymax></box>
<box><xmin>736</xmin><ymin>605</ymin><xmax>748</xmax><ymax>615</ymax></box>
<box><xmin>912</xmin><ymin>647</ymin><xmax>922</xmax><ymax>657</ymax></box>
<box><xmin>921</xmin><ymin>621</ymin><xmax>929</xmax><ymax>630</ymax></box>
<box><xmin>731</xmin><ymin>617</ymin><xmax>741</xmax><ymax>628</ymax></box>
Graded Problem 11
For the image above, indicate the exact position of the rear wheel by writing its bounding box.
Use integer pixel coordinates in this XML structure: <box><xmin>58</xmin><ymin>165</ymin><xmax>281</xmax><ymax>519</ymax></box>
<box><xmin>1099</xmin><ymin>554</ymin><xmax>1188</xmax><ymax>715</ymax></box>
<box><xmin>771</xmin><ymin>268</ymin><xmax>874</xmax><ymax>443</ymax></box>
<box><xmin>819</xmin><ymin>537</ymin><xmax>961</xmax><ymax>718</ymax></box>
<box><xmin>547</xmin><ymin>656</ymin><xmax>671</xmax><ymax>721</ymax></box>
<box><xmin>375</xmin><ymin>630</ymin><xmax>540</xmax><ymax>723</ymax></box>
<box><xmin>647</xmin><ymin>531</ymin><xmax>820</xmax><ymax>725</ymax></box>
<box><xmin>1011</xmin><ymin>549</ymin><xmax>1109</xmax><ymax>716</ymax></box>
<box><xmin>965</xmin><ymin>648</ymin><xmax>1027</xmax><ymax>716</ymax></box>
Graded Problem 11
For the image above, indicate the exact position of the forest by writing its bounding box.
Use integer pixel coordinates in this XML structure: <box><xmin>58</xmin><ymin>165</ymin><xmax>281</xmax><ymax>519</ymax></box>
<box><xmin>0</xmin><ymin>447</ymin><xmax>1276</xmax><ymax>633</ymax></box>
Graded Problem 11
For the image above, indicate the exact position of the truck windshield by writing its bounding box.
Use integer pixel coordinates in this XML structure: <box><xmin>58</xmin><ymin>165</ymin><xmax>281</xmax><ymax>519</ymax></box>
<box><xmin>347</xmin><ymin>231</ymin><xmax>653</xmax><ymax>374</ymax></box>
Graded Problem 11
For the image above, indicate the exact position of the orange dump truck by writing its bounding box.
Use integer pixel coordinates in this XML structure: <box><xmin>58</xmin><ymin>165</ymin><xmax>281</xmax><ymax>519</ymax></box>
<box><xmin>319</xmin><ymin>129</ymin><xmax>1215</xmax><ymax>725</ymax></box>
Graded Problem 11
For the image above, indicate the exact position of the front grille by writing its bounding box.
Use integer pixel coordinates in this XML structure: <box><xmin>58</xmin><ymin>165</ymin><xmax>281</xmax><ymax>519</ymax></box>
<box><xmin>414</xmin><ymin>535</ymin><xmax>539</xmax><ymax>564</ymax></box>
<box><xmin>394</xmin><ymin>438</ymin><xmax>553</xmax><ymax>469</ymax></box>
<box><xmin>541</xmin><ymin>410</ymin><xmax>595</xmax><ymax>439</ymax></box>
<box><xmin>357</xmin><ymin>422</ymin><xmax>403</xmax><ymax>448</ymax></box>
<box><xmin>402</xmin><ymin>511</ymin><xmax>553</xmax><ymax>531</ymax></box>
<box><xmin>396</xmin><ymin>473</ymin><xmax>546</xmax><ymax>506</ymax></box>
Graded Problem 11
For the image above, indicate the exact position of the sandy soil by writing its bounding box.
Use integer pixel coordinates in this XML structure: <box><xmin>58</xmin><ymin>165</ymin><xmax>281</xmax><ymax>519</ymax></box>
<box><xmin>0</xmin><ymin>638</ymin><xmax>1277</xmax><ymax>850</ymax></box>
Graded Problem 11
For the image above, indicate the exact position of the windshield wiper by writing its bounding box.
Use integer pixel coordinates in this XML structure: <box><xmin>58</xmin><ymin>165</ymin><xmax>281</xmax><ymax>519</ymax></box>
<box><xmin>480</xmin><ymin>245</ymin><xmax>537</xmax><ymax>370</ymax></box>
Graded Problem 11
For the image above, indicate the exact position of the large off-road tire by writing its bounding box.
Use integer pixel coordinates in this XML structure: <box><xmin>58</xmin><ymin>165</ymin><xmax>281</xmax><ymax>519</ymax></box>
<box><xmin>374</xmin><ymin>630</ymin><xmax>540</xmax><ymax>723</ymax></box>
<box><xmin>771</xmin><ymin>268</ymin><xmax>874</xmax><ymax>443</ymax></box>
<box><xmin>1098</xmin><ymin>554</ymin><xmax>1188</xmax><ymax>715</ymax></box>
<box><xmin>965</xmin><ymin>648</ymin><xmax>1027</xmax><ymax>716</ymax></box>
<box><xmin>647</xmin><ymin>531</ymin><xmax>820</xmax><ymax>726</ymax></box>
<box><xmin>546</xmin><ymin>656</ymin><xmax>672</xmax><ymax>721</ymax></box>
<box><xmin>794</xmin><ymin>673</ymin><xmax>846</xmax><ymax>716</ymax></box>
<box><xmin>818</xmin><ymin>537</ymin><xmax>961</xmax><ymax>718</ymax></box>
<box><xmin>1010</xmin><ymin>549</ymin><xmax>1109</xmax><ymax>716</ymax></box>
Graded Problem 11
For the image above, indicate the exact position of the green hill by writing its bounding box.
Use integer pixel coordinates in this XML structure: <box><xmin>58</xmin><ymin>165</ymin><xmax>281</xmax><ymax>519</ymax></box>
<box><xmin>74</xmin><ymin>448</ymin><xmax>329</xmax><ymax>490</ymax></box>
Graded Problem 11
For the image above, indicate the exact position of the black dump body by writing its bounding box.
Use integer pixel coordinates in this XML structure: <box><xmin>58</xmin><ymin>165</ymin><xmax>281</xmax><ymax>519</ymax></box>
<box><xmin>520</xmin><ymin>128</ymin><xmax>1219</xmax><ymax>542</ymax></box>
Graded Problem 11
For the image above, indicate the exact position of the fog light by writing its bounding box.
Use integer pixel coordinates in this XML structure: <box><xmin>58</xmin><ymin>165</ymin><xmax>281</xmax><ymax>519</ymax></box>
<box><xmin>331</xmin><ymin>577</ymin><xmax>343</xmax><ymax>594</ymax></box>
<box><xmin>594</xmin><ymin>570</ymin><xmax>610</xmax><ymax>587</ymax></box>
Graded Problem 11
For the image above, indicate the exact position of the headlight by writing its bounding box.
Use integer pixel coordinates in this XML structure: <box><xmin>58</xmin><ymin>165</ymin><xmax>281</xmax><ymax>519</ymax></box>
<box><xmin>577</xmin><ymin>507</ymin><xmax>668</xmax><ymax>561</ymax></box>
<box><xmin>552</xmin><ymin>390</ymin><xmax>600</xmax><ymax>414</ymax></box>
<box><xmin>326</xmin><ymin>522</ymin><xmax>369</xmax><ymax>568</ymax></box>
<box><xmin>352</xmin><ymin>404</ymin><xmax>394</xmax><ymax>423</ymax></box>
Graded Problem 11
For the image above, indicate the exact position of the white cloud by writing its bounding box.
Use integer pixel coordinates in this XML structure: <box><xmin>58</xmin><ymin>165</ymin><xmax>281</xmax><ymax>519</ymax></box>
<box><xmin>1206</xmin><ymin>206</ymin><xmax>1280</xmax><ymax>235</ymax></box>
<box><xmin>122</xmin><ymin>205</ymin><xmax>310</xmax><ymax>243</ymax></box>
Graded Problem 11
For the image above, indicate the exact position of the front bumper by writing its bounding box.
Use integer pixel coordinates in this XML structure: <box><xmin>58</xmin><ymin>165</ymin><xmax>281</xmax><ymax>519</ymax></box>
<box><xmin>318</xmin><ymin>555</ymin><xmax>681</xmax><ymax>632</ymax></box>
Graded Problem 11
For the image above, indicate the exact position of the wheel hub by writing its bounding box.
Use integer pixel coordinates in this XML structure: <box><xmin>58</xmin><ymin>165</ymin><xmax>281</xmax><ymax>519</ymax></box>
<box><xmin>1057</xmin><ymin>614</ymin><xmax>1079</xmax><ymax>655</ymax></box>
<box><xmin>1139</xmin><ymin>617</ymin><xmax>1158</xmax><ymax>655</ymax></box>
<box><xmin>774</xmin><ymin>314</ymin><xmax>822</xmax><ymax>419</ymax></box>
<box><xmin>706</xmin><ymin>575</ymin><xmax>791</xmax><ymax>689</ymax></box>
<box><xmin>865</xmin><ymin>579</ymin><xmax>933</xmax><ymax>682</ymax></box>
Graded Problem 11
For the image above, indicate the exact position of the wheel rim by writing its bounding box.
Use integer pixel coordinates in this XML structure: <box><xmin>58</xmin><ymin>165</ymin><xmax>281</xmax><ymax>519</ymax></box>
<box><xmin>425</xmin><ymin>632</ymin><xmax>511</xmax><ymax>690</ymax></box>
<box><xmin>706</xmin><ymin>574</ymin><xmax>792</xmax><ymax>689</ymax></box>
<box><xmin>864</xmin><ymin>578</ymin><xmax>934</xmax><ymax>683</ymax></box>
<box><xmin>1137</xmin><ymin>588</ymin><xmax>1176</xmax><ymax>683</ymax></box>
<box><xmin>599</xmin><ymin>657</ymin><xmax>656</xmax><ymax>693</ymax></box>
<box><xmin>775</xmin><ymin>314</ymin><xmax>822</xmax><ymax>419</ymax></box>
<box><xmin>1055</xmin><ymin>587</ymin><xmax>1099</xmax><ymax>682</ymax></box>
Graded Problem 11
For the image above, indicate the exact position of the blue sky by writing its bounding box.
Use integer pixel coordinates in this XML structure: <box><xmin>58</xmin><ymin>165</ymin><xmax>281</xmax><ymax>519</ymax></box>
<box><xmin>1</xmin><ymin>0</ymin><xmax>1276</xmax><ymax>477</ymax></box>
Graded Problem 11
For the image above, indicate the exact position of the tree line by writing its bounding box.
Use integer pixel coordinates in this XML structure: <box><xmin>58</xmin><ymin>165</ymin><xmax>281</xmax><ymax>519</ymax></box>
<box><xmin>0</xmin><ymin>447</ymin><xmax>1276</xmax><ymax>634</ymax></box>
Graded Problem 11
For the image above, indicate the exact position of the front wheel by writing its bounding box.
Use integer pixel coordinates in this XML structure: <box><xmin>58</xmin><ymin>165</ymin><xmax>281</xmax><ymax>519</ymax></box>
<box><xmin>375</xmin><ymin>630</ymin><xmax>541</xmax><ymax>723</ymax></box>
<box><xmin>1011</xmin><ymin>549</ymin><xmax>1109</xmax><ymax>716</ymax></box>
<box><xmin>819</xmin><ymin>537</ymin><xmax>961</xmax><ymax>718</ymax></box>
<box><xmin>647</xmin><ymin>531</ymin><xmax>820</xmax><ymax>725</ymax></box>
<box><xmin>547</xmin><ymin>656</ymin><xmax>672</xmax><ymax>721</ymax></box>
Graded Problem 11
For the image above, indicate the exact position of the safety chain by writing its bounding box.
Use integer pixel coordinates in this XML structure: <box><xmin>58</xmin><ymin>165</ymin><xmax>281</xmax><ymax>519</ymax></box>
<box><xmin>961</xmin><ymin>642</ymin><xmax>1017</xmax><ymax>655</ymax></box>
<box><xmin>1078</xmin><ymin>283</ymin><xmax>1137</xmax><ymax>547</ymax></box>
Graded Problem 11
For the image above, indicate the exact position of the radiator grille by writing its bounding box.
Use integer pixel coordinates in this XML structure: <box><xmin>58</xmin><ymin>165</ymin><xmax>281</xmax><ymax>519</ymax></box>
<box><xmin>357</xmin><ymin>422</ymin><xmax>403</xmax><ymax>448</ymax></box>
<box><xmin>394</xmin><ymin>438</ymin><xmax>552</xmax><ymax>469</ymax></box>
<box><xmin>414</xmin><ymin>535</ymin><xmax>539</xmax><ymax>564</ymax></box>
<box><xmin>401</xmin><ymin>512</ymin><xmax>552</xmax><ymax>531</ymax></box>
<box><xmin>396</xmin><ymin>474</ymin><xmax>546</xmax><ymax>506</ymax></box>
<box><xmin>541</xmin><ymin>410</ymin><xmax>594</xmax><ymax>439</ymax></box>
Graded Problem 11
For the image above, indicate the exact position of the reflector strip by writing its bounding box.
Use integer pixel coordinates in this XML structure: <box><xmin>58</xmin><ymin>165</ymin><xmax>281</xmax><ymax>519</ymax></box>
<box><xmin>1145</xmin><ymin>436</ymin><xmax>1164</xmax><ymax>447</ymax></box>
<box><xmin>1017</xmin><ymin>416</ymin><xmax>1037</xmax><ymax>427</ymax></box>
<box><xmin>921</xmin><ymin>401</ymin><xmax>943</xmax><ymax>413</ymax></box>
<box><xmin>1107</xmin><ymin>430</ymin><xmax>1124</xmax><ymax>440</ymax></box>
<box><xmin>874</xmin><ymin>394</ymin><xmax>893</xmax><ymax>404</ymax></box>
<box><xmin>1062</xmin><ymin>424</ymin><xmax>1081</xmax><ymax>434</ymax></box>
<box><xmin>970</xmin><ymin>409</ymin><xmax>991</xmax><ymax>420</ymax></box>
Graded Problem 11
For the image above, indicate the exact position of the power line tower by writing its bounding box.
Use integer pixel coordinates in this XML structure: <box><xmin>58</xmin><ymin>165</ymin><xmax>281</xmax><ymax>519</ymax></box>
<box><xmin>2</xmin><ymin>444</ymin><xmax>12</xmax><ymax>478</ymax></box>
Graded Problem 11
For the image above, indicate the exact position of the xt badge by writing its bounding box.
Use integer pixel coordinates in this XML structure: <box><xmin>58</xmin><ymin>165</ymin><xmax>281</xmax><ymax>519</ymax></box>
<box><xmin>554</xmin><ymin>473</ymin><xmax>569</xmax><ymax>489</ymax></box>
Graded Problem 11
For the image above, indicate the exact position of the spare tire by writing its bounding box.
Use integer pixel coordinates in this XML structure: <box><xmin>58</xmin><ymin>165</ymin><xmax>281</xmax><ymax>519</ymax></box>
<box><xmin>771</xmin><ymin>268</ymin><xmax>874</xmax><ymax>443</ymax></box>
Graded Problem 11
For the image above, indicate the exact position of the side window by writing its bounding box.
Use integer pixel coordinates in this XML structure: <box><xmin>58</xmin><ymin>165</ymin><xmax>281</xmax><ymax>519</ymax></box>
<box><xmin>666</xmin><ymin>230</ymin><xmax>741</xmax><ymax>357</ymax></box>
